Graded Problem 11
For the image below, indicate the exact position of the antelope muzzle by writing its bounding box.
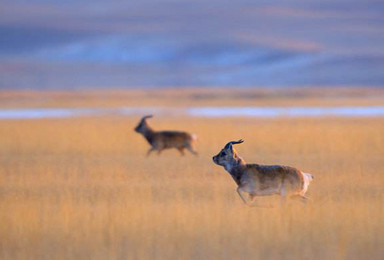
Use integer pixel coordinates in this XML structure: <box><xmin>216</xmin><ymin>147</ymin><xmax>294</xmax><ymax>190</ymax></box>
<box><xmin>212</xmin><ymin>155</ymin><xmax>219</xmax><ymax>165</ymax></box>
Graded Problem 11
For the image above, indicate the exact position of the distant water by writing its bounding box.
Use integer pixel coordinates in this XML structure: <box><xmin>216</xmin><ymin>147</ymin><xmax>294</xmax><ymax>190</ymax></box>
<box><xmin>188</xmin><ymin>106</ymin><xmax>384</xmax><ymax>118</ymax></box>
<box><xmin>1</xmin><ymin>106</ymin><xmax>384</xmax><ymax>120</ymax></box>
<box><xmin>0</xmin><ymin>108</ymin><xmax>161</xmax><ymax>120</ymax></box>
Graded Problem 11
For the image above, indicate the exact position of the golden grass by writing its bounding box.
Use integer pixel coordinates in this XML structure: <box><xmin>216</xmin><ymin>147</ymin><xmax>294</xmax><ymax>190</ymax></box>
<box><xmin>0</xmin><ymin>115</ymin><xmax>383</xmax><ymax>259</ymax></box>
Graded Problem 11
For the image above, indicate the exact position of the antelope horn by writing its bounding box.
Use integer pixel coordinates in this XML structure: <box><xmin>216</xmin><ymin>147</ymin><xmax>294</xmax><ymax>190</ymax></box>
<box><xmin>141</xmin><ymin>115</ymin><xmax>153</xmax><ymax>121</ymax></box>
<box><xmin>224</xmin><ymin>139</ymin><xmax>244</xmax><ymax>149</ymax></box>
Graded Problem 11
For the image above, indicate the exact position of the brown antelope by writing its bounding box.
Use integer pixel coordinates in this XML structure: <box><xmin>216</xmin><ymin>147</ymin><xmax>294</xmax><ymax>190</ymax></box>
<box><xmin>213</xmin><ymin>140</ymin><xmax>314</xmax><ymax>207</ymax></box>
<box><xmin>134</xmin><ymin>115</ymin><xmax>198</xmax><ymax>156</ymax></box>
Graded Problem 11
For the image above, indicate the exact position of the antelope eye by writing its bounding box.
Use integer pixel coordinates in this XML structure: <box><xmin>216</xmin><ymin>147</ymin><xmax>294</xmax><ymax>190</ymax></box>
<box><xmin>220</xmin><ymin>151</ymin><xmax>226</xmax><ymax>156</ymax></box>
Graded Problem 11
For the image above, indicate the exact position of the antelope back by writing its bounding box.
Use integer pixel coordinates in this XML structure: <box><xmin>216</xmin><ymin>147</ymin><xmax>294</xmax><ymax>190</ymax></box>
<box><xmin>153</xmin><ymin>131</ymin><xmax>192</xmax><ymax>148</ymax></box>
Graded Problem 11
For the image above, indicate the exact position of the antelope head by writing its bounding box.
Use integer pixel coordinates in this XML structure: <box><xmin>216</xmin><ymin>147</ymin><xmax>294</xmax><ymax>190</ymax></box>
<box><xmin>213</xmin><ymin>139</ymin><xmax>244</xmax><ymax>167</ymax></box>
<box><xmin>134</xmin><ymin>115</ymin><xmax>153</xmax><ymax>133</ymax></box>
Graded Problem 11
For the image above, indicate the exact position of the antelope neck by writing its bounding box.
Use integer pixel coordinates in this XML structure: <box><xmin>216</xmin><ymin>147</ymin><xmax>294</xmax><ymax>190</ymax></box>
<box><xmin>224</xmin><ymin>157</ymin><xmax>246</xmax><ymax>185</ymax></box>
<box><xmin>143</xmin><ymin>126</ymin><xmax>155</xmax><ymax>143</ymax></box>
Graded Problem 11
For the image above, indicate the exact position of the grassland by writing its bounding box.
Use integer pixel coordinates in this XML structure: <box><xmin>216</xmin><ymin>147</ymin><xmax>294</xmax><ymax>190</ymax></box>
<box><xmin>0</xmin><ymin>90</ymin><xmax>384</xmax><ymax>259</ymax></box>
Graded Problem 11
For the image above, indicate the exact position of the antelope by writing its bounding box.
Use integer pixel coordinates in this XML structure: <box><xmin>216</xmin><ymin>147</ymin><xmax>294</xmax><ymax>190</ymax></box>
<box><xmin>212</xmin><ymin>140</ymin><xmax>314</xmax><ymax>207</ymax></box>
<box><xmin>134</xmin><ymin>115</ymin><xmax>198</xmax><ymax>156</ymax></box>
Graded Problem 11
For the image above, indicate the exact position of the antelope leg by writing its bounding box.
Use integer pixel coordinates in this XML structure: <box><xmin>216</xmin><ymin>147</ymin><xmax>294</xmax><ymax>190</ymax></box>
<box><xmin>146</xmin><ymin>147</ymin><xmax>155</xmax><ymax>157</ymax></box>
<box><xmin>237</xmin><ymin>187</ymin><xmax>254</xmax><ymax>206</ymax></box>
<box><xmin>186</xmin><ymin>145</ymin><xmax>198</xmax><ymax>156</ymax></box>
<box><xmin>177</xmin><ymin>147</ymin><xmax>185</xmax><ymax>156</ymax></box>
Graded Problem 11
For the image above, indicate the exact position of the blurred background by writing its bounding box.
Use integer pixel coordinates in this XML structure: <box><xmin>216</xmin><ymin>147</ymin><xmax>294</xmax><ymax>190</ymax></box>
<box><xmin>1</xmin><ymin>0</ymin><xmax>383</xmax><ymax>89</ymax></box>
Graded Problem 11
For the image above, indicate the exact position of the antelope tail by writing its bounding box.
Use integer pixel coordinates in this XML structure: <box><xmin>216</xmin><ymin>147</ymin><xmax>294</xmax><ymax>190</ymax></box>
<box><xmin>304</xmin><ymin>172</ymin><xmax>314</xmax><ymax>181</ymax></box>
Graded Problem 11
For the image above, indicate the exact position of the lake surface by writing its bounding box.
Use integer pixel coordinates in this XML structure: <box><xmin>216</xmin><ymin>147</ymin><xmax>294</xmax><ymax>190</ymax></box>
<box><xmin>1</xmin><ymin>106</ymin><xmax>384</xmax><ymax>120</ymax></box>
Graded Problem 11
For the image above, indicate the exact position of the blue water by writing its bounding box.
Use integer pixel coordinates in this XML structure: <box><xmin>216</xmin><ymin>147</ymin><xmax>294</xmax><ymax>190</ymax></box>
<box><xmin>188</xmin><ymin>106</ymin><xmax>384</xmax><ymax>118</ymax></box>
<box><xmin>1</xmin><ymin>106</ymin><xmax>384</xmax><ymax>120</ymax></box>
<box><xmin>0</xmin><ymin>108</ymin><xmax>161</xmax><ymax>120</ymax></box>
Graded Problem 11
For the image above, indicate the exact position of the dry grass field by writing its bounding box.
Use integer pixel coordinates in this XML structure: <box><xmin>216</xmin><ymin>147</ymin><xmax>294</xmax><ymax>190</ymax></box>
<box><xmin>0</xmin><ymin>90</ymin><xmax>384</xmax><ymax>259</ymax></box>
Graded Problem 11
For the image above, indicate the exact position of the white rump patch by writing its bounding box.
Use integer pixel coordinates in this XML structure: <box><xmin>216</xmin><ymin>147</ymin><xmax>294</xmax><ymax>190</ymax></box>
<box><xmin>301</xmin><ymin>172</ymin><xmax>314</xmax><ymax>196</ymax></box>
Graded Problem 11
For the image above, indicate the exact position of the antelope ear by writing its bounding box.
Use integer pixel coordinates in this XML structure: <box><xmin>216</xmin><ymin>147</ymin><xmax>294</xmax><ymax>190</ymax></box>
<box><xmin>229</xmin><ymin>145</ymin><xmax>234</xmax><ymax>153</ymax></box>
<box><xmin>224</xmin><ymin>144</ymin><xmax>235</xmax><ymax>155</ymax></box>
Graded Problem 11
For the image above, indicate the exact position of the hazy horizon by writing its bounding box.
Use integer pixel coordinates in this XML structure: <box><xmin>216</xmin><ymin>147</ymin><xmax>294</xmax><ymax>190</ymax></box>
<box><xmin>1</xmin><ymin>0</ymin><xmax>383</xmax><ymax>89</ymax></box>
